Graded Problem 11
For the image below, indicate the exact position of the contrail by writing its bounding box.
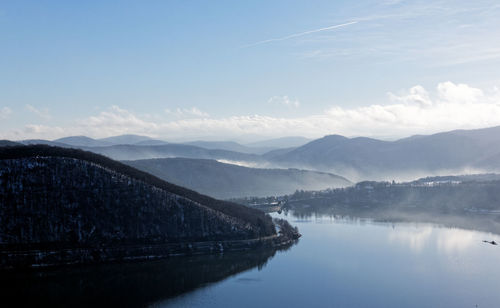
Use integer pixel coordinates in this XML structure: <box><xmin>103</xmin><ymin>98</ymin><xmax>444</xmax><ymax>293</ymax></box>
<box><xmin>242</xmin><ymin>21</ymin><xmax>358</xmax><ymax>48</ymax></box>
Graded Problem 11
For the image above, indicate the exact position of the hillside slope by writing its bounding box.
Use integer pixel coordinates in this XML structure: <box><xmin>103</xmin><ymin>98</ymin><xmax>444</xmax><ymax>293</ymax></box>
<box><xmin>125</xmin><ymin>158</ymin><xmax>352</xmax><ymax>199</ymax></box>
<box><xmin>0</xmin><ymin>146</ymin><xmax>276</xmax><ymax>267</ymax></box>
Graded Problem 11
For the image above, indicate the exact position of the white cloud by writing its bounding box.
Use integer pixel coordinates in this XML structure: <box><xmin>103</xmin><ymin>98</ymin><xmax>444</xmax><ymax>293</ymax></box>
<box><xmin>268</xmin><ymin>95</ymin><xmax>300</xmax><ymax>108</ymax></box>
<box><xmin>165</xmin><ymin>107</ymin><xmax>210</xmax><ymax>118</ymax></box>
<box><xmin>3</xmin><ymin>82</ymin><xmax>500</xmax><ymax>141</ymax></box>
<box><xmin>25</xmin><ymin>104</ymin><xmax>51</xmax><ymax>120</ymax></box>
<box><xmin>0</xmin><ymin>107</ymin><xmax>12</xmax><ymax>119</ymax></box>
<box><xmin>437</xmin><ymin>81</ymin><xmax>484</xmax><ymax>104</ymax></box>
<box><xmin>322</xmin><ymin>81</ymin><xmax>500</xmax><ymax>137</ymax></box>
<box><xmin>388</xmin><ymin>85</ymin><xmax>432</xmax><ymax>107</ymax></box>
<box><xmin>84</xmin><ymin>105</ymin><xmax>159</xmax><ymax>136</ymax></box>
<box><xmin>24</xmin><ymin>124</ymin><xmax>65</xmax><ymax>136</ymax></box>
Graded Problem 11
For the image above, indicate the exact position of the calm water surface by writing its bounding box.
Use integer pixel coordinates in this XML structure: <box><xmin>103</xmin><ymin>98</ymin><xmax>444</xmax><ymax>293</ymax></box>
<box><xmin>3</xmin><ymin>212</ymin><xmax>500</xmax><ymax>307</ymax></box>
<box><xmin>157</xmin><ymin>212</ymin><xmax>500</xmax><ymax>308</ymax></box>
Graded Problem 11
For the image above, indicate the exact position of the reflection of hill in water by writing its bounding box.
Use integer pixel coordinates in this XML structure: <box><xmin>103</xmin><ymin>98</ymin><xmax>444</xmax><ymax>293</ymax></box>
<box><xmin>0</xmin><ymin>245</ymin><xmax>294</xmax><ymax>307</ymax></box>
<box><xmin>286</xmin><ymin>206</ymin><xmax>500</xmax><ymax>236</ymax></box>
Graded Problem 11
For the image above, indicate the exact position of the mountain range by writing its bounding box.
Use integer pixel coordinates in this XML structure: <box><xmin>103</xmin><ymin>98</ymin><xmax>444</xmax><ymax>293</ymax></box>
<box><xmin>269</xmin><ymin>126</ymin><xmax>500</xmax><ymax>180</ymax></box>
<box><xmin>45</xmin><ymin>135</ymin><xmax>311</xmax><ymax>152</ymax></box>
<box><xmin>53</xmin><ymin>135</ymin><xmax>160</xmax><ymax>147</ymax></box>
<box><xmin>10</xmin><ymin>125</ymin><xmax>500</xmax><ymax>183</ymax></box>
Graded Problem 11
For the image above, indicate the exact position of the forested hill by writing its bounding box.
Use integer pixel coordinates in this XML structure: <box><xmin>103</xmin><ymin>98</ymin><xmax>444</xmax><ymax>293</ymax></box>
<box><xmin>280</xmin><ymin>178</ymin><xmax>500</xmax><ymax>216</ymax></box>
<box><xmin>126</xmin><ymin>157</ymin><xmax>351</xmax><ymax>199</ymax></box>
<box><xmin>0</xmin><ymin>145</ymin><xmax>276</xmax><ymax>250</ymax></box>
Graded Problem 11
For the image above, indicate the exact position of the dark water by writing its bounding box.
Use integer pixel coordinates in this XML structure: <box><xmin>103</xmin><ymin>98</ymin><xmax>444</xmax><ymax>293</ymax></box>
<box><xmin>0</xmin><ymin>246</ymin><xmax>285</xmax><ymax>307</ymax></box>
<box><xmin>3</xmin><ymin>212</ymin><xmax>500</xmax><ymax>307</ymax></box>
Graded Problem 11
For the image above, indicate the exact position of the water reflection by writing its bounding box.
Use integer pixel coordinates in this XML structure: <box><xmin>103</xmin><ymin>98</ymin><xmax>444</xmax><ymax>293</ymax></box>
<box><xmin>0</xmin><ymin>245</ymin><xmax>293</xmax><ymax>308</ymax></box>
<box><xmin>388</xmin><ymin>227</ymin><xmax>433</xmax><ymax>253</ymax></box>
<box><xmin>156</xmin><ymin>211</ymin><xmax>500</xmax><ymax>308</ymax></box>
<box><xmin>283</xmin><ymin>204</ymin><xmax>500</xmax><ymax>236</ymax></box>
<box><xmin>286</xmin><ymin>207</ymin><xmax>500</xmax><ymax>255</ymax></box>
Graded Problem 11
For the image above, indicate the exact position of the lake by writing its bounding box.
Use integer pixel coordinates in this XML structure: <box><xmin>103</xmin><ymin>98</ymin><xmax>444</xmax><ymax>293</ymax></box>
<box><xmin>3</xmin><ymin>211</ymin><xmax>500</xmax><ymax>307</ymax></box>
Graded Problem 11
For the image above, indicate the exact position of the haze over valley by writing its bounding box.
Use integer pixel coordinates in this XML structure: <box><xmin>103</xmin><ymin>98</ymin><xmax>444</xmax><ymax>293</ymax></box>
<box><xmin>6</xmin><ymin>125</ymin><xmax>500</xmax><ymax>191</ymax></box>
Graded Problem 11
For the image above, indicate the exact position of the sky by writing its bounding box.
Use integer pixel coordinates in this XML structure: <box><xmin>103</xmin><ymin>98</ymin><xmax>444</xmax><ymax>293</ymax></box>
<box><xmin>1</xmin><ymin>0</ymin><xmax>500</xmax><ymax>142</ymax></box>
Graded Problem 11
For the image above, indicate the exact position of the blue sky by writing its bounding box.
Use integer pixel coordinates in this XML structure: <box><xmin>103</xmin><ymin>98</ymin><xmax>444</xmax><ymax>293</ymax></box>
<box><xmin>1</xmin><ymin>0</ymin><xmax>500</xmax><ymax>141</ymax></box>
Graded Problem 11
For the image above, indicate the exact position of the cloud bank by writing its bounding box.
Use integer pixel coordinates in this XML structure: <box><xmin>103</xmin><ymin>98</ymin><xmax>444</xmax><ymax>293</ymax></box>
<box><xmin>268</xmin><ymin>96</ymin><xmax>300</xmax><ymax>108</ymax></box>
<box><xmin>3</xmin><ymin>82</ymin><xmax>500</xmax><ymax>141</ymax></box>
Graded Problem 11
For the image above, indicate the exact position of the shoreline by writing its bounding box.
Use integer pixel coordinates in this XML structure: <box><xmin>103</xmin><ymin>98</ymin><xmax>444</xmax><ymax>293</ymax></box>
<box><xmin>0</xmin><ymin>218</ymin><xmax>300</xmax><ymax>270</ymax></box>
<box><xmin>0</xmin><ymin>234</ymin><xmax>297</xmax><ymax>270</ymax></box>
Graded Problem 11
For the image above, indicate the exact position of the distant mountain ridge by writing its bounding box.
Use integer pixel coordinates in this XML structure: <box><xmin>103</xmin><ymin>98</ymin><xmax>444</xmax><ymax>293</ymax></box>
<box><xmin>51</xmin><ymin>135</ymin><xmax>303</xmax><ymax>154</ymax></box>
<box><xmin>19</xmin><ymin>139</ymin><xmax>70</xmax><ymax>147</ymax></box>
<box><xmin>0</xmin><ymin>140</ymin><xmax>22</xmax><ymax>147</ymax></box>
<box><xmin>14</xmin><ymin>134</ymin><xmax>311</xmax><ymax>161</ymax></box>
<box><xmin>54</xmin><ymin>134</ymin><xmax>160</xmax><ymax>147</ymax></box>
<box><xmin>269</xmin><ymin>126</ymin><xmax>500</xmax><ymax>180</ymax></box>
<box><xmin>245</xmin><ymin>136</ymin><xmax>311</xmax><ymax>149</ymax></box>
<box><xmin>99</xmin><ymin>134</ymin><xmax>155</xmax><ymax>145</ymax></box>
<box><xmin>55</xmin><ymin>136</ymin><xmax>114</xmax><ymax>147</ymax></box>
<box><xmin>184</xmin><ymin>141</ymin><xmax>274</xmax><ymax>155</ymax></box>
